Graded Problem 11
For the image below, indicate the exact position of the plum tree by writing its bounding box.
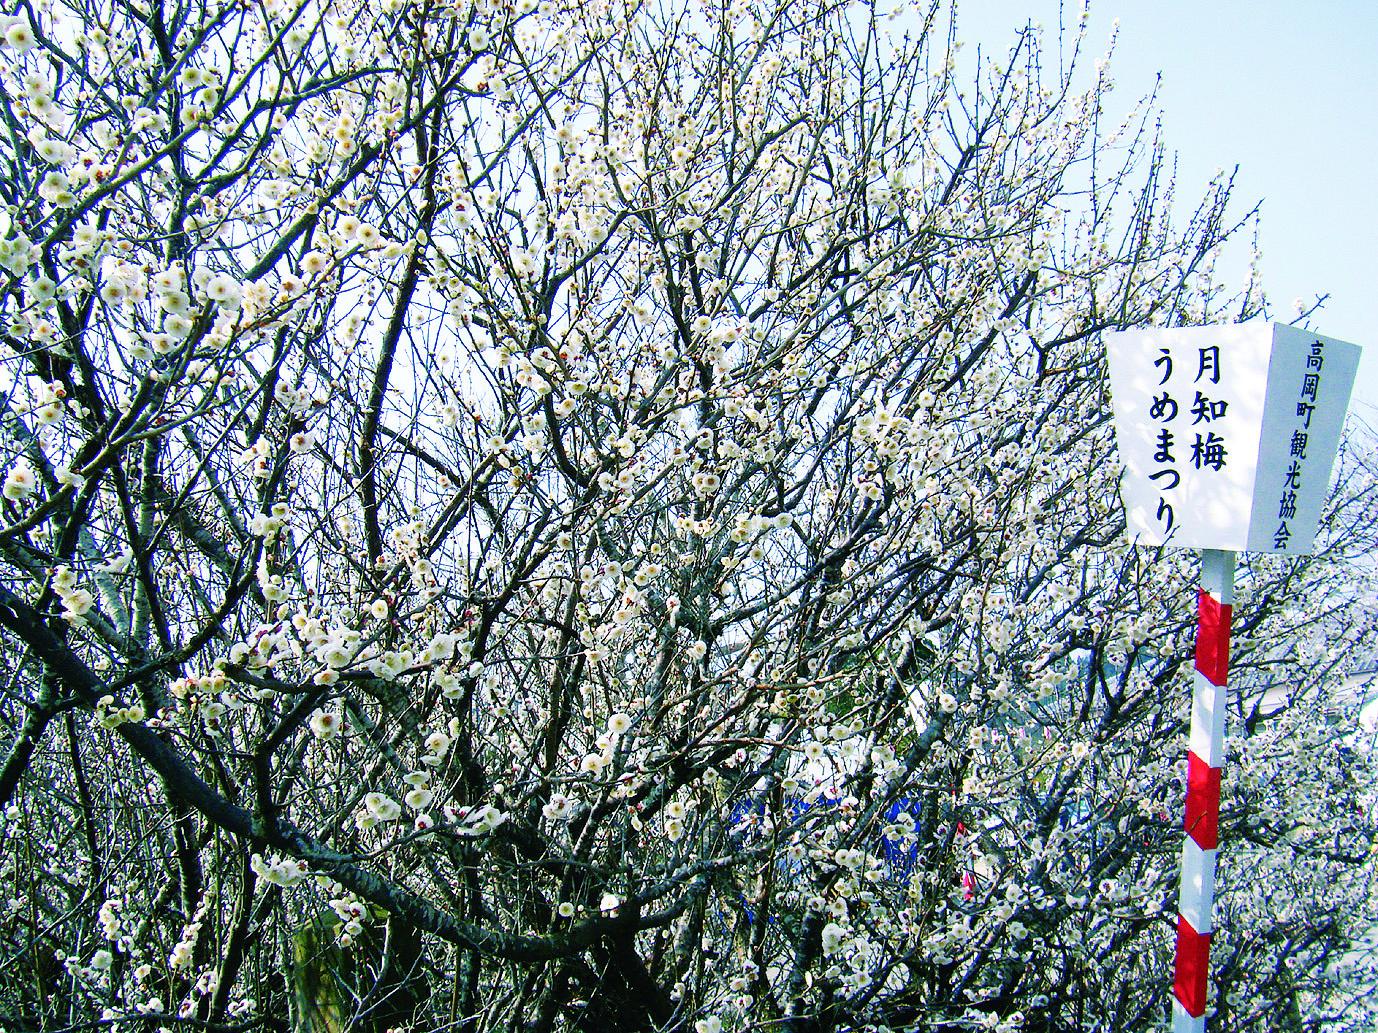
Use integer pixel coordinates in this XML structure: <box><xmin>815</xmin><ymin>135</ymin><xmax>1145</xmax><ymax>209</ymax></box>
<box><xmin>0</xmin><ymin>0</ymin><xmax>1372</xmax><ymax>1029</ymax></box>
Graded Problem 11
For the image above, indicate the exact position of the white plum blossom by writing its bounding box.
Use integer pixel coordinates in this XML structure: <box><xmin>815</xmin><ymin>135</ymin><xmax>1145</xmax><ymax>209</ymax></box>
<box><xmin>363</xmin><ymin>793</ymin><xmax>402</xmax><ymax>822</ymax></box>
<box><xmin>821</xmin><ymin>922</ymin><xmax>847</xmax><ymax>955</ymax></box>
<box><xmin>308</xmin><ymin>710</ymin><xmax>341</xmax><ymax>740</ymax></box>
<box><xmin>3</xmin><ymin>463</ymin><xmax>36</xmax><ymax>501</ymax></box>
<box><xmin>0</xmin><ymin>0</ymin><xmax>1370</xmax><ymax>1028</ymax></box>
<box><xmin>4</xmin><ymin>20</ymin><xmax>37</xmax><ymax>52</ymax></box>
<box><xmin>205</xmin><ymin>273</ymin><xmax>242</xmax><ymax>309</ymax></box>
<box><xmin>249</xmin><ymin>854</ymin><xmax>308</xmax><ymax>888</ymax></box>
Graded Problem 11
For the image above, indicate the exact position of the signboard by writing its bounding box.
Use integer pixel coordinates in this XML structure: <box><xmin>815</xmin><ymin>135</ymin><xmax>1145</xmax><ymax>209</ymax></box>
<box><xmin>1106</xmin><ymin>323</ymin><xmax>1359</xmax><ymax>554</ymax></box>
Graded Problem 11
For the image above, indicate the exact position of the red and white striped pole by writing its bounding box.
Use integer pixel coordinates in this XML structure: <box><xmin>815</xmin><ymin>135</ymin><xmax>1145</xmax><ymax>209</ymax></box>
<box><xmin>1172</xmin><ymin>548</ymin><xmax>1234</xmax><ymax>1031</ymax></box>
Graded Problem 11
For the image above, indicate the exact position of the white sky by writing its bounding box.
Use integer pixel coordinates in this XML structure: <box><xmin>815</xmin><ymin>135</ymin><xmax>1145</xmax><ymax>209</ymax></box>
<box><xmin>960</xmin><ymin>0</ymin><xmax>1378</xmax><ymax>413</ymax></box>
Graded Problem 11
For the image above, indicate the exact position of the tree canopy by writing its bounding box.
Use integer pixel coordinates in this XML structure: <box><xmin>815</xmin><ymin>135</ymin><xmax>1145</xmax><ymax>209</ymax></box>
<box><xmin>0</xmin><ymin>0</ymin><xmax>1374</xmax><ymax>1029</ymax></box>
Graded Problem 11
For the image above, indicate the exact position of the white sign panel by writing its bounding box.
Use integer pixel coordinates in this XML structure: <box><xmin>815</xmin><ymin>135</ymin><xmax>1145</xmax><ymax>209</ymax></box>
<box><xmin>1106</xmin><ymin>324</ymin><xmax>1359</xmax><ymax>554</ymax></box>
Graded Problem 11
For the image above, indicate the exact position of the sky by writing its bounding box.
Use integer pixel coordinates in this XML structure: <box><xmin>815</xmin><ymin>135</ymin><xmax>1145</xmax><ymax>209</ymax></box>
<box><xmin>959</xmin><ymin>1</ymin><xmax>1378</xmax><ymax>414</ymax></box>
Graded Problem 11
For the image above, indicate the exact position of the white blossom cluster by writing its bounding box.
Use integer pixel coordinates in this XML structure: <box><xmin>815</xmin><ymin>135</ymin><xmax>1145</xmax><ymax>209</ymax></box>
<box><xmin>0</xmin><ymin>0</ymin><xmax>1370</xmax><ymax>1027</ymax></box>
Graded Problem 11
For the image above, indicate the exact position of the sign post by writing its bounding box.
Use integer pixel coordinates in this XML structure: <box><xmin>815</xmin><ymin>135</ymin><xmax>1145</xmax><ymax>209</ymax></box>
<box><xmin>1174</xmin><ymin>548</ymin><xmax>1232</xmax><ymax>1031</ymax></box>
<box><xmin>1105</xmin><ymin>324</ymin><xmax>1361</xmax><ymax>1032</ymax></box>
